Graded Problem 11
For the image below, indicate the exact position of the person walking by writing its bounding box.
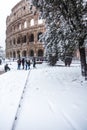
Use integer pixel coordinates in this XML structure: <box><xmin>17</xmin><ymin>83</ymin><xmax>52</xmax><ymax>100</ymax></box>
<box><xmin>21</xmin><ymin>58</ymin><xmax>25</xmax><ymax>69</ymax></box>
<box><xmin>27</xmin><ymin>59</ymin><xmax>31</xmax><ymax>69</ymax></box>
<box><xmin>25</xmin><ymin>59</ymin><xmax>28</xmax><ymax>70</ymax></box>
<box><xmin>17</xmin><ymin>58</ymin><xmax>21</xmax><ymax>70</ymax></box>
<box><xmin>33</xmin><ymin>57</ymin><xmax>36</xmax><ymax>68</ymax></box>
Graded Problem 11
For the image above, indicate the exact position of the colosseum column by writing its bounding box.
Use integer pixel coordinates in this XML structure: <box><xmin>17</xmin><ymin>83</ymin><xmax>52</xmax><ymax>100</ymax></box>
<box><xmin>34</xmin><ymin>13</ymin><xmax>38</xmax><ymax>25</ymax></box>
<box><xmin>11</xmin><ymin>50</ymin><xmax>13</xmax><ymax>59</ymax></box>
<box><xmin>27</xmin><ymin>18</ymin><xmax>30</xmax><ymax>28</ymax></box>
<box><xmin>35</xmin><ymin>48</ymin><xmax>38</xmax><ymax>57</ymax></box>
<box><xmin>21</xmin><ymin>20</ymin><xmax>24</xmax><ymax>30</ymax></box>
<box><xmin>20</xmin><ymin>50</ymin><xmax>22</xmax><ymax>58</ymax></box>
<box><xmin>15</xmin><ymin>37</ymin><xmax>17</xmax><ymax>47</ymax></box>
<box><xmin>20</xmin><ymin>34</ymin><xmax>23</xmax><ymax>45</ymax></box>
<box><xmin>26</xmin><ymin>32</ymin><xmax>29</xmax><ymax>44</ymax></box>
<box><xmin>15</xmin><ymin>51</ymin><xmax>18</xmax><ymax>59</ymax></box>
<box><xmin>6</xmin><ymin>51</ymin><xmax>9</xmax><ymax>58</ymax></box>
<box><xmin>26</xmin><ymin>49</ymin><xmax>28</xmax><ymax>58</ymax></box>
<box><xmin>34</xmin><ymin>31</ymin><xmax>38</xmax><ymax>43</ymax></box>
<box><xmin>26</xmin><ymin>18</ymin><xmax>29</xmax><ymax>28</ymax></box>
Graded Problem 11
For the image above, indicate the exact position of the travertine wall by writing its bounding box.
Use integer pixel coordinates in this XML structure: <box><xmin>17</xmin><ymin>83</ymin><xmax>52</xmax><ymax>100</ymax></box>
<box><xmin>6</xmin><ymin>0</ymin><xmax>45</xmax><ymax>60</ymax></box>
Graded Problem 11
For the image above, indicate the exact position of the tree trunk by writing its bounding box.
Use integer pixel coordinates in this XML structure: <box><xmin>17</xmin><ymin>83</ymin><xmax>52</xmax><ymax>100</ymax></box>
<box><xmin>79</xmin><ymin>44</ymin><xmax>87</xmax><ymax>80</ymax></box>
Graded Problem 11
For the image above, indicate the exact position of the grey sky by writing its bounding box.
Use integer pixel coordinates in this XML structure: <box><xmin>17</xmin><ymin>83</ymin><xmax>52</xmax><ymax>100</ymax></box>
<box><xmin>0</xmin><ymin>0</ymin><xmax>20</xmax><ymax>49</ymax></box>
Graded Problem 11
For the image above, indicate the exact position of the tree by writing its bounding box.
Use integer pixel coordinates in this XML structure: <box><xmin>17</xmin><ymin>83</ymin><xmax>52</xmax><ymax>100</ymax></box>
<box><xmin>31</xmin><ymin>0</ymin><xmax>87</xmax><ymax>79</ymax></box>
<box><xmin>43</xmin><ymin>22</ymin><xmax>59</xmax><ymax>65</ymax></box>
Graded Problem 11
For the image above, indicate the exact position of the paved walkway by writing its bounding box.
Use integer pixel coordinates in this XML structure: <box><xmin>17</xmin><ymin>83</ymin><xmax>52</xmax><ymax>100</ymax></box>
<box><xmin>11</xmin><ymin>66</ymin><xmax>87</xmax><ymax>130</ymax></box>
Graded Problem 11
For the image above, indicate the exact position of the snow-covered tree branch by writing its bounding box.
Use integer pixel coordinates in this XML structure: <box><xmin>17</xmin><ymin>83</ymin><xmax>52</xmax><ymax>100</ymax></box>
<box><xmin>31</xmin><ymin>0</ymin><xmax>87</xmax><ymax>78</ymax></box>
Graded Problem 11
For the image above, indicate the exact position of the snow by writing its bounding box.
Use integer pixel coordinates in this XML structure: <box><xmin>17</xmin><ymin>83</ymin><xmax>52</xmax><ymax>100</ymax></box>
<box><xmin>0</xmin><ymin>60</ymin><xmax>87</xmax><ymax>130</ymax></box>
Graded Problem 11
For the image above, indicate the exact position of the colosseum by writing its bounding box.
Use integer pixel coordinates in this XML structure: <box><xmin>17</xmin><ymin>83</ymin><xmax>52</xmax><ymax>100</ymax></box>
<box><xmin>6</xmin><ymin>0</ymin><xmax>45</xmax><ymax>60</ymax></box>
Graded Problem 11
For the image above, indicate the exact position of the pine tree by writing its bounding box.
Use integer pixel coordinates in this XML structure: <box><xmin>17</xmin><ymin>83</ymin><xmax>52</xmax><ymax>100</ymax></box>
<box><xmin>31</xmin><ymin>0</ymin><xmax>87</xmax><ymax>79</ymax></box>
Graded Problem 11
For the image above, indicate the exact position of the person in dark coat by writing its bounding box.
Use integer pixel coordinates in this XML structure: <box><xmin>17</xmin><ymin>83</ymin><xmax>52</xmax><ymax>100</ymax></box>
<box><xmin>25</xmin><ymin>59</ymin><xmax>28</xmax><ymax>70</ymax></box>
<box><xmin>21</xmin><ymin>58</ymin><xmax>25</xmax><ymax>69</ymax></box>
<box><xmin>27</xmin><ymin>59</ymin><xmax>31</xmax><ymax>69</ymax></box>
<box><xmin>4</xmin><ymin>64</ymin><xmax>10</xmax><ymax>72</ymax></box>
<box><xmin>17</xmin><ymin>58</ymin><xmax>21</xmax><ymax>70</ymax></box>
<box><xmin>33</xmin><ymin>57</ymin><xmax>36</xmax><ymax>68</ymax></box>
<box><xmin>0</xmin><ymin>59</ymin><xmax>2</xmax><ymax>65</ymax></box>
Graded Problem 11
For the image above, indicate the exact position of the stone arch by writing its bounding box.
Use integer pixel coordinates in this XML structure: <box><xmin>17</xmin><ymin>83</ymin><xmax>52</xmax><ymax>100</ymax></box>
<box><xmin>17</xmin><ymin>50</ymin><xmax>20</xmax><ymax>58</ymax></box>
<box><xmin>29</xmin><ymin>50</ymin><xmax>34</xmax><ymax>57</ymax></box>
<box><xmin>17</xmin><ymin>37</ymin><xmax>21</xmax><ymax>44</ymax></box>
<box><xmin>22</xmin><ymin>35</ymin><xmax>27</xmax><ymax>43</ymax></box>
<box><xmin>13</xmin><ymin>38</ymin><xmax>16</xmax><ymax>45</ymax></box>
<box><xmin>7</xmin><ymin>52</ymin><xmax>10</xmax><ymax>59</ymax></box>
<box><xmin>38</xmin><ymin>49</ymin><xmax>43</xmax><ymax>57</ymax></box>
<box><xmin>18</xmin><ymin>23</ymin><xmax>22</xmax><ymax>30</ymax></box>
<box><xmin>30</xmin><ymin>19</ymin><xmax>34</xmax><ymax>26</ymax></box>
<box><xmin>24</xmin><ymin>21</ymin><xmax>27</xmax><ymax>28</ymax></box>
<box><xmin>22</xmin><ymin>50</ymin><xmax>27</xmax><ymax>57</ymax></box>
<box><xmin>10</xmin><ymin>51</ymin><xmax>12</xmax><ymax>58</ymax></box>
<box><xmin>29</xmin><ymin>34</ymin><xmax>34</xmax><ymax>42</ymax></box>
<box><xmin>10</xmin><ymin>40</ymin><xmax>12</xmax><ymax>46</ymax></box>
<box><xmin>13</xmin><ymin>51</ymin><xmax>16</xmax><ymax>58</ymax></box>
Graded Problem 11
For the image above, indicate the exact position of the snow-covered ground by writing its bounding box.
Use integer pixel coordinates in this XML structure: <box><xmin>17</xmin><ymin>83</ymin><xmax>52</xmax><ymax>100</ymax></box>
<box><xmin>0</xmin><ymin>60</ymin><xmax>87</xmax><ymax>130</ymax></box>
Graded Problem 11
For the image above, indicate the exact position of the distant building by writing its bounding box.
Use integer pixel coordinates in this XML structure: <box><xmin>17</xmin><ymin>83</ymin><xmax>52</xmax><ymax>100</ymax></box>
<box><xmin>6</xmin><ymin>0</ymin><xmax>45</xmax><ymax>60</ymax></box>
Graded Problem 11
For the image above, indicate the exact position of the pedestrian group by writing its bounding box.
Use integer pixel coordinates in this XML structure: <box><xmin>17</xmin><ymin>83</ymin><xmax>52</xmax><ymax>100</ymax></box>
<box><xmin>4</xmin><ymin>57</ymin><xmax>36</xmax><ymax>72</ymax></box>
<box><xmin>17</xmin><ymin>57</ymin><xmax>36</xmax><ymax>70</ymax></box>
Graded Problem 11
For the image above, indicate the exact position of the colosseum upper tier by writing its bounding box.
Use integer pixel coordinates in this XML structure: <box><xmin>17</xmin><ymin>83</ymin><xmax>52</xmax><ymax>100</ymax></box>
<box><xmin>6</xmin><ymin>0</ymin><xmax>45</xmax><ymax>60</ymax></box>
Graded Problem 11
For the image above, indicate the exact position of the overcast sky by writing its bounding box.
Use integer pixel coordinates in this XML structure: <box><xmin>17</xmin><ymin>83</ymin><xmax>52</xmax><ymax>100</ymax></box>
<box><xmin>0</xmin><ymin>0</ymin><xmax>20</xmax><ymax>49</ymax></box>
